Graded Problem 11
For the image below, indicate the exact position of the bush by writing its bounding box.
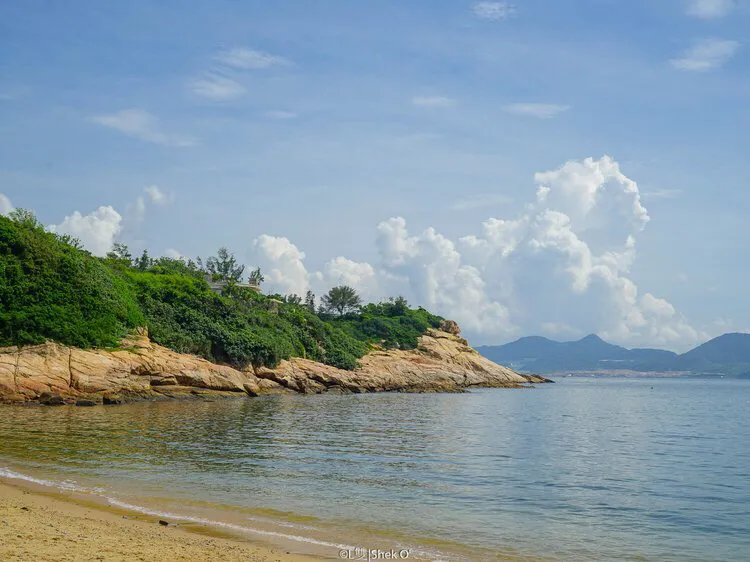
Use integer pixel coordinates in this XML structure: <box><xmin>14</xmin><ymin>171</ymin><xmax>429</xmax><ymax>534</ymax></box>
<box><xmin>0</xmin><ymin>214</ymin><xmax>144</xmax><ymax>348</ymax></box>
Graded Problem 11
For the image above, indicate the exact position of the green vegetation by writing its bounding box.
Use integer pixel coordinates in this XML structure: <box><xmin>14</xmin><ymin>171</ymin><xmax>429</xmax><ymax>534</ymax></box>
<box><xmin>320</xmin><ymin>285</ymin><xmax>362</xmax><ymax>316</ymax></box>
<box><xmin>0</xmin><ymin>211</ymin><xmax>443</xmax><ymax>372</ymax></box>
<box><xmin>0</xmin><ymin>211</ymin><xmax>144</xmax><ymax>348</ymax></box>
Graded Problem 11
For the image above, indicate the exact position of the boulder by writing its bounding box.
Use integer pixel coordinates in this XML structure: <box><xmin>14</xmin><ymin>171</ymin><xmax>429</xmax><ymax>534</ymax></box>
<box><xmin>38</xmin><ymin>392</ymin><xmax>65</xmax><ymax>406</ymax></box>
<box><xmin>439</xmin><ymin>319</ymin><xmax>461</xmax><ymax>336</ymax></box>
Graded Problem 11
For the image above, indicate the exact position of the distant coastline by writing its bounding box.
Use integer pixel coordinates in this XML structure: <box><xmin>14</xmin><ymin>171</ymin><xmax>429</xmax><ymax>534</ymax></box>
<box><xmin>478</xmin><ymin>333</ymin><xmax>750</xmax><ymax>377</ymax></box>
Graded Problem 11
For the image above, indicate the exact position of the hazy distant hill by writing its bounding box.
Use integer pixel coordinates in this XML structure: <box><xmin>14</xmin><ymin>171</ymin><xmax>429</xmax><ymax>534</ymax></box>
<box><xmin>477</xmin><ymin>333</ymin><xmax>750</xmax><ymax>376</ymax></box>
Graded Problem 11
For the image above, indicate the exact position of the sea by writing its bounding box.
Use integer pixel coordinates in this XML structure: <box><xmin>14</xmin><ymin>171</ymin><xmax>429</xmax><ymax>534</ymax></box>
<box><xmin>1</xmin><ymin>377</ymin><xmax>748</xmax><ymax>561</ymax></box>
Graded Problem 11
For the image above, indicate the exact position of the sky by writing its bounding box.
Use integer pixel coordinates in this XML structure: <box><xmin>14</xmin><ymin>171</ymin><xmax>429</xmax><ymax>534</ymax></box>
<box><xmin>1</xmin><ymin>0</ymin><xmax>748</xmax><ymax>351</ymax></box>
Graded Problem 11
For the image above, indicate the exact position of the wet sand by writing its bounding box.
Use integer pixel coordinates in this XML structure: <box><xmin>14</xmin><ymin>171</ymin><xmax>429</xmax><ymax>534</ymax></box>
<box><xmin>0</xmin><ymin>481</ymin><xmax>319</xmax><ymax>561</ymax></box>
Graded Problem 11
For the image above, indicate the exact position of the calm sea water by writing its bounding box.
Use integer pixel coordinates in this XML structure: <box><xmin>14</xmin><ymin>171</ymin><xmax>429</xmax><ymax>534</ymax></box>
<box><xmin>1</xmin><ymin>378</ymin><xmax>749</xmax><ymax>560</ymax></box>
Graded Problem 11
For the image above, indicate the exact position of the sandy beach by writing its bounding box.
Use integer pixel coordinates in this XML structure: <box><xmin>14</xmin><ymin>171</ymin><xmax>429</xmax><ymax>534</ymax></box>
<box><xmin>0</xmin><ymin>481</ymin><xmax>318</xmax><ymax>561</ymax></box>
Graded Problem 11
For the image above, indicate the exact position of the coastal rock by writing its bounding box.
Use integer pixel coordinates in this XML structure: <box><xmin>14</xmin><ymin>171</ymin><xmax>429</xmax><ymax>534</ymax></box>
<box><xmin>0</xmin><ymin>326</ymin><xmax>541</xmax><ymax>403</ymax></box>
<box><xmin>439</xmin><ymin>319</ymin><xmax>462</xmax><ymax>336</ymax></box>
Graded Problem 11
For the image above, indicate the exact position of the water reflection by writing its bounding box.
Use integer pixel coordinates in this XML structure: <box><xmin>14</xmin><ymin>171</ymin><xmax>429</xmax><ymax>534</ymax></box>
<box><xmin>1</xmin><ymin>379</ymin><xmax>749</xmax><ymax>561</ymax></box>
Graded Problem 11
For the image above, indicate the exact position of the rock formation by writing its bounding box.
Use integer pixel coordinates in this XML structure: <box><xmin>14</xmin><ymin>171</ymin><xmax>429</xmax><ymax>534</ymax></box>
<box><xmin>0</xmin><ymin>326</ymin><xmax>549</xmax><ymax>404</ymax></box>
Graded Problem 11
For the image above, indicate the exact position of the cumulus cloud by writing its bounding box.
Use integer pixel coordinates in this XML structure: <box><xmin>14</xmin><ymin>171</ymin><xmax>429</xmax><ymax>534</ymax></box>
<box><xmin>671</xmin><ymin>39</ymin><xmax>740</xmax><ymax>71</ymax></box>
<box><xmin>215</xmin><ymin>48</ymin><xmax>289</xmax><ymax>69</ymax></box>
<box><xmin>503</xmin><ymin>103</ymin><xmax>570</xmax><ymax>119</ymax></box>
<box><xmin>48</xmin><ymin>206</ymin><xmax>122</xmax><ymax>256</ymax></box>
<box><xmin>412</xmin><ymin>96</ymin><xmax>456</xmax><ymax>108</ymax></box>
<box><xmin>253</xmin><ymin>156</ymin><xmax>701</xmax><ymax>350</ymax></box>
<box><xmin>188</xmin><ymin>74</ymin><xmax>246</xmax><ymax>100</ymax></box>
<box><xmin>687</xmin><ymin>0</ymin><xmax>734</xmax><ymax>19</ymax></box>
<box><xmin>472</xmin><ymin>2</ymin><xmax>516</xmax><ymax>20</ymax></box>
<box><xmin>90</xmin><ymin>109</ymin><xmax>196</xmax><ymax>147</ymax></box>
<box><xmin>0</xmin><ymin>193</ymin><xmax>13</xmax><ymax>215</ymax></box>
<box><xmin>253</xmin><ymin>235</ymin><xmax>313</xmax><ymax>296</ymax></box>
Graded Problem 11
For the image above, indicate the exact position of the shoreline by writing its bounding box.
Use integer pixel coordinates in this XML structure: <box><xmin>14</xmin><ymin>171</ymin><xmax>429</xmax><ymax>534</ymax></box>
<box><xmin>0</xmin><ymin>479</ymin><xmax>321</xmax><ymax>561</ymax></box>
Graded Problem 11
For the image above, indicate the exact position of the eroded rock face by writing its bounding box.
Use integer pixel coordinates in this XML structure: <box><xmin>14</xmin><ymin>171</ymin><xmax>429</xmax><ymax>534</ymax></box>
<box><xmin>0</xmin><ymin>327</ymin><xmax>541</xmax><ymax>404</ymax></box>
<box><xmin>439</xmin><ymin>319</ymin><xmax>462</xmax><ymax>336</ymax></box>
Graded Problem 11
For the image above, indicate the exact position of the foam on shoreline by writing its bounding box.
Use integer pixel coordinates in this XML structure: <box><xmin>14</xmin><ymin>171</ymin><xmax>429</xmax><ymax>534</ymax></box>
<box><xmin>0</xmin><ymin>465</ymin><xmax>449</xmax><ymax>561</ymax></box>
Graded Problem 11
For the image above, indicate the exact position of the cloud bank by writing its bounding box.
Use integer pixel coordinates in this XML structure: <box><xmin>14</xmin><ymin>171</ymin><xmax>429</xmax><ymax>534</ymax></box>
<box><xmin>253</xmin><ymin>156</ymin><xmax>701</xmax><ymax>350</ymax></box>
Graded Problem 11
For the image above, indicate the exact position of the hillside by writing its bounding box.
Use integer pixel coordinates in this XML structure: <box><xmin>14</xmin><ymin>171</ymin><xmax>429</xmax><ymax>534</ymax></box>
<box><xmin>477</xmin><ymin>334</ymin><xmax>678</xmax><ymax>373</ymax></box>
<box><xmin>477</xmin><ymin>332</ymin><xmax>750</xmax><ymax>376</ymax></box>
<box><xmin>674</xmin><ymin>333</ymin><xmax>750</xmax><ymax>375</ymax></box>
<box><xmin>0</xmin><ymin>211</ymin><xmax>444</xmax><ymax>373</ymax></box>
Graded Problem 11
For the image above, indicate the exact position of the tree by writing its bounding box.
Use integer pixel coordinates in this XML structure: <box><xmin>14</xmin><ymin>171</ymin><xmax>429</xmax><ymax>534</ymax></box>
<box><xmin>9</xmin><ymin>208</ymin><xmax>42</xmax><ymax>230</ymax></box>
<box><xmin>205</xmin><ymin>247</ymin><xmax>245</xmax><ymax>282</ymax></box>
<box><xmin>107</xmin><ymin>242</ymin><xmax>132</xmax><ymax>263</ymax></box>
<box><xmin>304</xmin><ymin>290</ymin><xmax>316</xmax><ymax>314</ymax></box>
<box><xmin>284</xmin><ymin>293</ymin><xmax>302</xmax><ymax>305</ymax></box>
<box><xmin>248</xmin><ymin>266</ymin><xmax>264</xmax><ymax>286</ymax></box>
<box><xmin>321</xmin><ymin>285</ymin><xmax>362</xmax><ymax>316</ymax></box>
<box><xmin>388</xmin><ymin>295</ymin><xmax>408</xmax><ymax>316</ymax></box>
<box><xmin>135</xmin><ymin>249</ymin><xmax>151</xmax><ymax>271</ymax></box>
<box><xmin>55</xmin><ymin>233</ymin><xmax>83</xmax><ymax>250</ymax></box>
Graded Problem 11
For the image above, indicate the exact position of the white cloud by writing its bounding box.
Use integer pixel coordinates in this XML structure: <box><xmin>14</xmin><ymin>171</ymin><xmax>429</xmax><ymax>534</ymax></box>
<box><xmin>0</xmin><ymin>193</ymin><xmax>13</xmax><ymax>215</ymax></box>
<box><xmin>254</xmin><ymin>156</ymin><xmax>701</xmax><ymax>350</ymax></box>
<box><xmin>450</xmin><ymin>193</ymin><xmax>513</xmax><ymax>211</ymax></box>
<box><xmin>215</xmin><ymin>48</ymin><xmax>289</xmax><ymax>69</ymax></box>
<box><xmin>503</xmin><ymin>103</ymin><xmax>570</xmax><ymax>119</ymax></box>
<box><xmin>265</xmin><ymin>110</ymin><xmax>298</xmax><ymax>119</ymax></box>
<box><xmin>144</xmin><ymin>185</ymin><xmax>170</xmax><ymax>205</ymax></box>
<box><xmin>472</xmin><ymin>2</ymin><xmax>516</xmax><ymax>20</ymax></box>
<box><xmin>412</xmin><ymin>96</ymin><xmax>456</xmax><ymax>108</ymax></box>
<box><xmin>188</xmin><ymin>74</ymin><xmax>246</xmax><ymax>100</ymax></box>
<box><xmin>132</xmin><ymin>186</ymin><xmax>173</xmax><ymax>225</ymax></box>
<box><xmin>253</xmin><ymin>235</ymin><xmax>312</xmax><ymax>296</ymax></box>
<box><xmin>687</xmin><ymin>0</ymin><xmax>734</xmax><ymax>19</ymax></box>
<box><xmin>90</xmin><ymin>109</ymin><xmax>196</xmax><ymax>147</ymax></box>
<box><xmin>671</xmin><ymin>39</ymin><xmax>740</xmax><ymax>71</ymax></box>
<box><xmin>48</xmin><ymin>206</ymin><xmax>122</xmax><ymax>256</ymax></box>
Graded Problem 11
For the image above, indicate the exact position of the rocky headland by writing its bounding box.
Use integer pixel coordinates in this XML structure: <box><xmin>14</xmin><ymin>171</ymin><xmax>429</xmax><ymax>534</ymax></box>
<box><xmin>0</xmin><ymin>323</ymin><xmax>549</xmax><ymax>405</ymax></box>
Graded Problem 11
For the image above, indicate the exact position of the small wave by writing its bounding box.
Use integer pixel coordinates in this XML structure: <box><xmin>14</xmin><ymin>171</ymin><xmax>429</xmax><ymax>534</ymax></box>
<box><xmin>0</xmin><ymin>466</ymin><xmax>444</xmax><ymax>560</ymax></box>
<box><xmin>0</xmin><ymin>466</ymin><xmax>104</xmax><ymax>494</ymax></box>
<box><xmin>105</xmin><ymin>497</ymin><xmax>356</xmax><ymax>550</ymax></box>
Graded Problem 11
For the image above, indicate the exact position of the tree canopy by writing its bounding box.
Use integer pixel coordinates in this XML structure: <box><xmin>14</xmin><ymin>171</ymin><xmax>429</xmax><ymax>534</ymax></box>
<box><xmin>202</xmin><ymin>247</ymin><xmax>244</xmax><ymax>282</ymax></box>
<box><xmin>321</xmin><ymin>285</ymin><xmax>362</xmax><ymax>316</ymax></box>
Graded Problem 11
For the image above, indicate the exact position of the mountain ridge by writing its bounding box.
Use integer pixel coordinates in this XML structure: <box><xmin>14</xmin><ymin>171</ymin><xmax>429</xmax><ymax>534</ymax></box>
<box><xmin>477</xmin><ymin>332</ymin><xmax>750</xmax><ymax>376</ymax></box>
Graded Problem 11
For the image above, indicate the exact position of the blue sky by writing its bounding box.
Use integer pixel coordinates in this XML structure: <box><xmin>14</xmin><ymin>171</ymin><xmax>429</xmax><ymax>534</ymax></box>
<box><xmin>1</xmin><ymin>0</ymin><xmax>748</xmax><ymax>349</ymax></box>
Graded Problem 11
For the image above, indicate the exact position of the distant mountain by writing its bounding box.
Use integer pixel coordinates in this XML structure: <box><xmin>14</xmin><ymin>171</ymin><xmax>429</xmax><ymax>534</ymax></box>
<box><xmin>674</xmin><ymin>333</ymin><xmax>750</xmax><ymax>375</ymax></box>
<box><xmin>477</xmin><ymin>333</ymin><xmax>750</xmax><ymax>376</ymax></box>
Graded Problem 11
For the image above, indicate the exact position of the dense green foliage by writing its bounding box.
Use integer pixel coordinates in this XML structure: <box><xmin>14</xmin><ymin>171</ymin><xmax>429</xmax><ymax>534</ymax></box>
<box><xmin>327</xmin><ymin>299</ymin><xmax>443</xmax><ymax>351</ymax></box>
<box><xmin>0</xmin><ymin>214</ymin><xmax>144</xmax><ymax>348</ymax></box>
<box><xmin>0</xmin><ymin>212</ymin><xmax>443</xmax><ymax>372</ymax></box>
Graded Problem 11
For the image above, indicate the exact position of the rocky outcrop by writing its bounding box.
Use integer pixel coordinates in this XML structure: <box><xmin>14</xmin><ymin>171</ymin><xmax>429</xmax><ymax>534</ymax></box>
<box><xmin>0</xmin><ymin>327</ymin><xmax>547</xmax><ymax>404</ymax></box>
